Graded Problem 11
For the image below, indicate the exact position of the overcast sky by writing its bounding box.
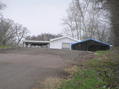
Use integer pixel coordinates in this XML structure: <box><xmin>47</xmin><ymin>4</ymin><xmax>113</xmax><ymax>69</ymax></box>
<box><xmin>2</xmin><ymin>0</ymin><xmax>71</xmax><ymax>35</ymax></box>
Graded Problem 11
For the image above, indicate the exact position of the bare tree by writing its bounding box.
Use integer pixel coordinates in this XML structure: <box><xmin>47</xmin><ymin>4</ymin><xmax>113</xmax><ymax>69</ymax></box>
<box><xmin>0</xmin><ymin>18</ymin><xmax>16</xmax><ymax>45</ymax></box>
<box><xmin>0</xmin><ymin>2</ymin><xmax>15</xmax><ymax>46</ymax></box>
<box><xmin>63</xmin><ymin>0</ymin><xmax>110</xmax><ymax>42</ymax></box>
<box><xmin>0</xmin><ymin>17</ymin><xmax>29</xmax><ymax>46</ymax></box>
<box><xmin>0</xmin><ymin>1</ymin><xmax>6</xmax><ymax>9</ymax></box>
<box><xmin>0</xmin><ymin>1</ymin><xmax>6</xmax><ymax>16</ymax></box>
<box><xmin>26</xmin><ymin>33</ymin><xmax>62</xmax><ymax>41</ymax></box>
<box><xmin>95</xmin><ymin>0</ymin><xmax>119</xmax><ymax>46</ymax></box>
<box><xmin>13</xmin><ymin>24</ymin><xmax>29</xmax><ymax>45</ymax></box>
<box><xmin>63</xmin><ymin>0</ymin><xmax>87</xmax><ymax>40</ymax></box>
<box><xmin>0</xmin><ymin>2</ymin><xmax>29</xmax><ymax>46</ymax></box>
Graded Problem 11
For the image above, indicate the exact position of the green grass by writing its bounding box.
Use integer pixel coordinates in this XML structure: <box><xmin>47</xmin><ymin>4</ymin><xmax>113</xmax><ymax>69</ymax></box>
<box><xmin>58</xmin><ymin>48</ymin><xmax>119</xmax><ymax>89</ymax></box>
<box><xmin>59</xmin><ymin>69</ymin><xmax>106</xmax><ymax>89</ymax></box>
<box><xmin>0</xmin><ymin>45</ymin><xmax>11</xmax><ymax>49</ymax></box>
<box><xmin>95</xmin><ymin>51</ymin><xmax>110</xmax><ymax>56</ymax></box>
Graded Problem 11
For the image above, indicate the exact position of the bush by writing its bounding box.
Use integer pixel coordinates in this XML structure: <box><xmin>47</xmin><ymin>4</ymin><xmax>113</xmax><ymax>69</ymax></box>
<box><xmin>87</xmin><ymin>49</ymin><xmax>119</xmax><ymax>89</ymax></box>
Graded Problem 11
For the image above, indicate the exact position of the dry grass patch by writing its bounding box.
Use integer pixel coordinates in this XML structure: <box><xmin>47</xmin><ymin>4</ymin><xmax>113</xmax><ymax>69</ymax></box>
<box><xmin>40</xmin><ymin>66</ymin><xmax>79</xmax><ymax>89</ymax></box>
<box><xmin>41</xmin><ymin>77</ymin><xmax>63</xmax><ymax>89</ymax></box>
<box><xmin>64</xmin><ymin>65</ymin><xmax>79</xmax><ymax>76</ymax></box>
<box><xmin>33</xmin><ymin>77</ymin><xmax>63</xmax><ymax>89</ymax></box>
<box><xmin>33</xmin><ymin>65</ymin><xmax>79</xmax><ymax>89</ymax></box>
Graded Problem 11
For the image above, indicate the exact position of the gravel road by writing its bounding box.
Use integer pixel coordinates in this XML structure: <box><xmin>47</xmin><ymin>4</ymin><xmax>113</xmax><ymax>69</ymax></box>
<box><xmin>0</xmin><ymin>48</ymin><xmax>94</xmax><ymax>89</ymax></box>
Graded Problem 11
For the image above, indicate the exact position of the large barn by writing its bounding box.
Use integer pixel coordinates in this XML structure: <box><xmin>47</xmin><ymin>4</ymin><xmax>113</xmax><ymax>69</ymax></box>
<box><xmin>71</xmin><ymin>38</ymin><xmax>110</xmax><ymax>51</ymax></box>
<box><xmin>50</xmin><ymin>36</ymin><xmax>78</xmax><ymax>50</ymax></box>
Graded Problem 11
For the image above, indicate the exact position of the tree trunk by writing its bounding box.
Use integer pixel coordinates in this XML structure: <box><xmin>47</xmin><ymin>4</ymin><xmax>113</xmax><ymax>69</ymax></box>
<box><xmin>109</xmin><ymin>0</ymin><xmax>119</xmax><ymax>46</ymax></box>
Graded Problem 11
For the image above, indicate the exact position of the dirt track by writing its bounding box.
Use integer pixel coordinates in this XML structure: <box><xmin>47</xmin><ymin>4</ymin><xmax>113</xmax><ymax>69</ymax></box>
<box><xmin>0</xmin><ymin>48</ymin><xmax>94</xmax><ymax>89</ymax></box>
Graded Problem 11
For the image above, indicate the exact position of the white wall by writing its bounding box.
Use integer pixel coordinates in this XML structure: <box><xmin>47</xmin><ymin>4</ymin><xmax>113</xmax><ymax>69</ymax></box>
<box><xmin>50</xmin><ymin>37</ymin><xmax>77</xmax><ymax>49</ymax></box>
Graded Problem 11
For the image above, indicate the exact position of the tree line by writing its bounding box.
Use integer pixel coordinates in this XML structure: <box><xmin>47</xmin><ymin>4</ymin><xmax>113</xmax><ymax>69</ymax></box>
<box><xmin>0</xmin><ymin>17</ymin><xmax>28</xmax><ymax>46</ymax></box>
<box><xmin>63</xmin><ymin>0</ymin><xmax>119</xmax><ymax>46</ymax></box>
<box><xmin>0</xmin><ymin>2</ymin><xmax>28</xmax><ymax>46</ymax></box>
<box><xmin>26</xmin><ymin>33</ymin><xmax>62</xmax><ymax>41</ymax></box>
<box><xmin>0</xmin><ymin>0</ymin><xmax>119</xmax><ymax>47</ymax></box>
<box><xmin>0</xmin><ymin>1</ymin><xmax>62</xmax><ymax>46</ymax></box>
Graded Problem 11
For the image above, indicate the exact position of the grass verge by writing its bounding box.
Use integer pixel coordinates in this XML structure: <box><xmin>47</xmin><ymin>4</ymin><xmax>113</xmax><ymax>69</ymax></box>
<box><xmin>59</xmin><ymin>69</ymin><xmax>106</xmax><ymax>89</ymax></box>
<box><xmin>33</xmin><ymin>77</ymin><xmax>63</xmax><ymax>89</ymax></box>
<box><xmin>0</xmin><ymin>45</ymin><xmax>11</xmax><ymax>49</ymax></box>
<box><xmin>58</xmin><ymin>48</ymin><xmax>119</xmax><ymax>89</ymax></box>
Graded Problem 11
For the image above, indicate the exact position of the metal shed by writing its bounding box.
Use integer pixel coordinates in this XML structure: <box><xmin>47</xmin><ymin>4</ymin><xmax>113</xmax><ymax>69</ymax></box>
<box><xmin>50</xmin><ymin>36</ymin><xmax>78</xmax><ymax>50</ymax></box>
<box><xmin>71</xmin><ymin>39</ymin><xmax>110</xmax><ymax>51</ymax></box>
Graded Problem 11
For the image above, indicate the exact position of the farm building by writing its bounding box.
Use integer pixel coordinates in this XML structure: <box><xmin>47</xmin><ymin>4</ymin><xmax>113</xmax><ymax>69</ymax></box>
<box><xmin>71</xmin><ymin>38</ymin><xmax>110</xmax><ymax>51</ymax></box>
<box><xmin>23</xmin><ymin>40</ymin><xmax>50</xmax><ymax>48</ymax></box>
<box><xmin>50</xmin><ymin>36</ymin><xmax>79</xmax><ymax>50</ymax></box>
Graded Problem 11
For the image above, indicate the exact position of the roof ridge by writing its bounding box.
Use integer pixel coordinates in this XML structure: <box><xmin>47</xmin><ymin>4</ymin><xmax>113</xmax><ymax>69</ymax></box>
<box><xmin>50</xmin><ymin>36</ymin><xmax>79</xmax><ymax>42</ymax></box>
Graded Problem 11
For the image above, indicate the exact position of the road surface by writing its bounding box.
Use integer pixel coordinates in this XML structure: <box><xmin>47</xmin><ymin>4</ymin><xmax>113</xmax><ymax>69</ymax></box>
<box><xmin>0</xmin><ymin>48</ymin><xmax>66</xmax><ymax>89</ymax></box>
<box><xmin>0</xmin><ymin>48</ymin><xmax>93</xmax><ymax>89</ymax></box>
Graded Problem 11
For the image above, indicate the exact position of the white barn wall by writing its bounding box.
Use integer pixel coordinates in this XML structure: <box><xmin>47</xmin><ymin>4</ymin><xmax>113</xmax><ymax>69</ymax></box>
<box><xmin>50</xmin><ymin>37</ymin><xmax>78</xmax><ymax>49</ymax></box>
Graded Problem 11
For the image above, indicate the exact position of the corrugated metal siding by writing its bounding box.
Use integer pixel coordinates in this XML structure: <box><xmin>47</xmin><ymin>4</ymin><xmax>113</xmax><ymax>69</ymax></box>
<box><xmin>50</xmin><ymin>38</ymin><xmax>77</xmax><ymax>49</ymax></box>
